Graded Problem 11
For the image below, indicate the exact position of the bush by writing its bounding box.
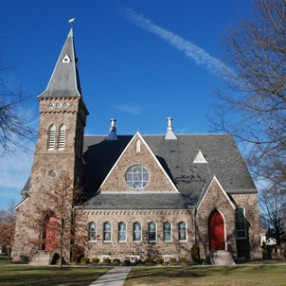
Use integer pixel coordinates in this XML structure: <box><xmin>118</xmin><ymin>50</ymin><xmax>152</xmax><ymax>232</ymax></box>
<box><xmin>156</xmin><ymin>257</ymin><xmax>164</xmax><ymax>265</ymax></box>
<box><xmin>144</xmin><ymin>258</ymin><xmax>154</xmax><ymax>265</ymax></box>
<box><xmin>169</xmin><ymin>257</ymin><xmax>177</xmax><ymax>265</ymax></box>
<box><xmin>123</xmin><ymin>259</ymin><xmax>131</xmax><ymax>266</ymax></box>
<box><xmin>103</xmin><ymin>258</ymin><xmax>111</xmax><ymax>265</ymax></box>
<box><xmin>19</xmin><ymin>254</ymin><xmax>28</xmax><ymax>264</ymax></box>
<box><xmin>135</xmin><ymin>259</ymin><xmax>144</xmax><ymax>265</ymax></box>
<box><xmin>112</xmin><ymin>258</ymin><xmax>121</xmax><ymax>265</ymax></box>
<box><xmin>91</xmin><ymin>257</ymin><xmax>100</xmax><ymax>264</ymax></box>
<box><xmin>180</xmin><ymin>257</ymin><xmax>188</xmax><ymax>264</ymax></box>
<box><xmin>191</xmin><ymin>245</ymin><xmax>200</xmax><ymax>264</ymax></box>
<box><xmin>71</xmin><ymin>244</ymin><xmax>84</xmax><ymax>263</ymax></box>
<box><xmin>80</xmin><ymin>257</ymin><xmax>90</xmax><ymax>264</ymax></box>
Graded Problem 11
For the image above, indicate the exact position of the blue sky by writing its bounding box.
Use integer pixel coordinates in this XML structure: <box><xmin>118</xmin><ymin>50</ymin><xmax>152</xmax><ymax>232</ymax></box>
<box><xmin>0</xmin><ymin>0</ymin><xmax>250</xmax><ymax>209</ymax></box>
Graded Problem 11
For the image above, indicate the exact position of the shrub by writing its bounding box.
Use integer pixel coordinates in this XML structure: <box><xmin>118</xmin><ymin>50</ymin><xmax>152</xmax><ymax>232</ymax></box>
<box><xmin>169</xmin><ymin>257</ymin><xmax>177</xmax><ymax>265</ymax></box>
<box><xmin>180</xmin><ymin>257</ymin><xmax>188</xmax><ymax>264</ymax></box>
<box><xmin>135</xmin><ymin>259</ymin><xmax>144</xmax><ymax>265</ymax></box>
<box><xmin>123</xmin><ymin>259</ymin><xmax>131</xmax><ymax>266</ymax></box>
<box><xmin>80</xmin><ymin>257</ymin><xmax>90</xmax><ymax>264</ymax></box>
<box><xmin>91</xmin><ymin>257</ymin><xmax>100</xmax><ymax>264</ymax></box>
<box><xmin>112</xmin><ymin>258</ymin><xmax>121</xmax><ymax>265</ymax></box>
<box><xmin>19</xmin><ymin>255</ymin><xmax>28</xmax><ymax>264</ymax></box>
<box><xmin>144</xmin><ymin>258</ymin><xmax>154</xmax><ymax>265</ymax></box>
<box><xmin>156</xmin><ymin>257</ymin><xmax>164</xmax><ymax>265</ymax></box>
<box><xmin>191</xmin><ymin>245</ymin><xmax>200</xmax><ymax>264</ymax></box>
<box><xmin>71</xmin><ymin>244</ymin><xmax>84</xmax><ymax>263</ymax></box>
<box><xmin>103</xmin><ymin>258</ymin><xmax>111</xmax><ymax>265</ymax></box>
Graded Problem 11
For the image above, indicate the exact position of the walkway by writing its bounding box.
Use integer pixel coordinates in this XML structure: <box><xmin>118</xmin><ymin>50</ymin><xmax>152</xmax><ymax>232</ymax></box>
<box><xmin>89</xmin><ymin>266</ymin><xmax>132</xmax><ymax>286</ymax></box>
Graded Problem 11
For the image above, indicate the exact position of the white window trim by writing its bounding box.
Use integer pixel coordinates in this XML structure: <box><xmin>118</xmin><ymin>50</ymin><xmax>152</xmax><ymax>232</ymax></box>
<box><xmin>88</xmin><ymin>222</ymin><xmax>97</xmax><ymax>242</ymax></box>
<box><xmin>178</xmin><ymin>221</ymin><xmax>188</xmax><ymax>242</ymax></box>
<box><xmin>133</xmin><ymin>222</ymin><xmax>142</xmax><ymax>242</ymax></box>
<box><xmin>163</xmin><ymin>222</ymin><xmax>172</xmax><ymax>242</ymax></box>
<box><xmin>236</xmin><ymin>207</ymin><xmax>247</xmax><ymax>240</ymax></box>
<box><xmin>103</xmin><ymin>222</ymin><xmax>112</xmax><ymax>242</ymax></box>
<box><xmin>118</xmin><ymin>222</ymin><xmax>127</xmax><ymax>242</ymax></box>
<box><xmin>148</xmin><ymin>222</ymin><xmax>157</xmax><ymax>243</ymax></box>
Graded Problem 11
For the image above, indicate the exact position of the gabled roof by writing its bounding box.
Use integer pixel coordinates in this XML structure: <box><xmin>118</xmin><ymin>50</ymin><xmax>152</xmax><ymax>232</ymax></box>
<box><xmin>81</xmin><ymin>133</ymin><xmax>256</xmax><ymax>207</ymax></box>
<box><xmin>38</xmin><ymin>29</ymin><xmax>82</xmax><ymax>98</ymax></box>
<box><xmin>99</xmin><ymin>132</ymin><xmax>178</xmax><ymax>193</ymax></box>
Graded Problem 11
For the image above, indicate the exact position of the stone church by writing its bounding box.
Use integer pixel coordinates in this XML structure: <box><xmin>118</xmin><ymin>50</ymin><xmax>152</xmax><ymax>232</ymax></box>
<box><xmin>12</xmin><ymin>28</ymin><xmax>261</xmax><ymax>264</ymax></box>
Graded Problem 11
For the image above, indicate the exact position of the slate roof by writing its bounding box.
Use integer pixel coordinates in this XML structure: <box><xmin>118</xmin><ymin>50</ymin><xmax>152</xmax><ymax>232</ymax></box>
<box><xmin>38</xmin><ymin>29</ymin><xmax>82</xmax><ymax>99</ymax></box>
<box><xmin>81</xmin><ymin>133</ymin><xmax>256</xmax><ymax>209</ymax></box>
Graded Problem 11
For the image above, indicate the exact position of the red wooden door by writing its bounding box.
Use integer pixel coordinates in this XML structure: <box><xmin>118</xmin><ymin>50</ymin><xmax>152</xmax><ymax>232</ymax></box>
<box><xmin>44</xmin><ymin>216</ymin><xmax>58</xmax><ymax>251</ymax></box>
<box><xmin>209</xmin><ymin>210</ymin><xmax>225</xmax><ymax>250</ymax></box>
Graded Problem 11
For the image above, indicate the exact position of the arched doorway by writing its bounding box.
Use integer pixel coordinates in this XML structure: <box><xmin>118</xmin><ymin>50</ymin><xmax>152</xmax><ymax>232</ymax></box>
<box><xmin>209</xmin><ymin>210</ymin><xmax>225</xmax><ymax>250</ymax></box>
<box><xmin>43</xmin><ymin>215</ymin><xmax>58</xmax><ymax>251</ymax></box>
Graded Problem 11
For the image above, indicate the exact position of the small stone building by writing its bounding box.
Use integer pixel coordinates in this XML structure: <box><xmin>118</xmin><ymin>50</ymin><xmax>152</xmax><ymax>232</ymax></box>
<box><xmin>12</xmin><ymin>28</ymin><xmax>261</xmax><ymax>264</ymax></box>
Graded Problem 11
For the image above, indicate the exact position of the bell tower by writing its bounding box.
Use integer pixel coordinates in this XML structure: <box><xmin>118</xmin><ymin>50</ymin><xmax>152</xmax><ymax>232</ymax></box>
<box><xmin>12</xmin><ymin>28</ymin><xmax>88</xmax><ymax>262</ymax></box>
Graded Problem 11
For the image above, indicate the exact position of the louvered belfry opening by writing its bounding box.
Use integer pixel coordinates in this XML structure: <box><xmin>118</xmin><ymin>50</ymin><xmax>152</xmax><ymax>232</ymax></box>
<box><xmin>58</xmin><ymin>124</ymin><xmax>66</xmax><ymax>151</ymax></box>
<box><xmin>47</xmin><ymin>124</ymin><xmax>56</xmax><ymax>151</ymax></box>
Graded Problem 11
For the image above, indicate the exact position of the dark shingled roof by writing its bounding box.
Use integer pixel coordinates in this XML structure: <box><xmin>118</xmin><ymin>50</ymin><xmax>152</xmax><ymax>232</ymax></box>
<box><xmin>38</xmin><ymin>29</ymin><xmax>82</xmax><ymax>99</ymax></box>
<box><xmin>81</xmin><ymin>133</ymin><xmax>256</xmax><ymax>209</ymax></box>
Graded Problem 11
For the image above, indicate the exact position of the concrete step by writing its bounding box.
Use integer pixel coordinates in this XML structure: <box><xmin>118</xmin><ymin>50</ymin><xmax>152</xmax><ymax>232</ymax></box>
<box><xmin>210</xmin><ymin>250</ymin><xmax>236</xmax><ymax>265</ymax></box>
<box><xmin>30</xmin><ymin>251</ymin><xmax>51</xmax><ymax>265</ymax></box>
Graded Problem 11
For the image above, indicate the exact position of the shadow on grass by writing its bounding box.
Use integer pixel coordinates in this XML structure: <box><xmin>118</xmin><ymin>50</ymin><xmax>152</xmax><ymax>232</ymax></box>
<box><xmin>127</xmin><ymin>267</ymin><xmax>205</xmax><ymax>283</ymax></box>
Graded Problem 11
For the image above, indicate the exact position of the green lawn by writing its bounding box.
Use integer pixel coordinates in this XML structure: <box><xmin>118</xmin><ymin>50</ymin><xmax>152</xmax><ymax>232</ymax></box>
<box><xmin>124</xmin><ymin>265</ymin><xmax>286</xmax><ymax>286</ymax></box>
<box><xmin>1</xmin><ymin>256</ymin><xmax>285</xmax><ymax>286</ymax></box>
<box><xmin>0</xmin><ymin>256</ymin><xmax>109</xmax><ymax>286</ymax></box>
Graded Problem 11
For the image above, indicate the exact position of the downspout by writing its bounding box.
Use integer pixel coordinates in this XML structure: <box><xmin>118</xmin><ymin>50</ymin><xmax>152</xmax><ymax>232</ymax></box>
<box><xmin>193</xmin><ymin>208</ymin><xmax>197</xmax><ymax>245</ymax></box>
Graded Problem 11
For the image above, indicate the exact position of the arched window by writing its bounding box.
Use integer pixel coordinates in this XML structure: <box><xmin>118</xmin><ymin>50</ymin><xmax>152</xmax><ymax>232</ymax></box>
<box><xmin>148</xmin><ymin>222</ymin><xmax>157</xmax><ymax>242</ymax></box>
<box><xmin>88</xmin><ymin>222</ymin><xmax>97</xmax><ymax>241</ymax></box>
<box><xmin>118</xmin><ymin>222</ymin><xmax>127</xmax><ymax>242</ymax></box>
<box><xmin>135</xmin><ymin>139</ymin><xmax>141</xmax><ymax>152</ymax></box>
<box><xmin>235</xmin><ymin>207</ymin><xmax>247</xmax><ymax>239</ymax></box>
<box><xmin>47</xmin><ymin>124</ymin><xmax>56</xmax><ymax>151</ymax></box>
<box><xmin>133</xmin><ymin>222</ymin><xmax>141</xmax><ymax>242</ymax></box>
<box><xmin>103</xmin><ymin>222</ymin><xmax>112</xmax><ymax>242</ymax></box>
<box><xmin>58</xmin><ymin>124</ymin><xmax>66</xmax><ymax>151</ymax></box>
<box><xmin>163</xmin><ymin>222</ymin><xmax>172</xmax><ymax>242</ymax></box>
<box><xmin>178</xmin><ymin>222</ymin><xmax>187</xmax><ymax>241</ymax></box>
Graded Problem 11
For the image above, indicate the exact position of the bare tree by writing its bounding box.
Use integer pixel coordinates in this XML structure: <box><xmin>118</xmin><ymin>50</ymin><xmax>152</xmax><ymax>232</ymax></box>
<box><xmin>210</xmin><ymin>0</ymin><xmax>286</xmax><ymax>205</ymax></box>
<box><xmin>0</xmin><ymin>201</ymin><xmax>16</xmax><ymax>257</ymax></box>
<box><xmin>24</xmin><ymin>175</ymin><xmax>87</xmax><ymax>267</ymax></box>
<box><xmin>0</xmin><ymin>64</ymin><xmax>35</xmax><ymax>155</ymax></box>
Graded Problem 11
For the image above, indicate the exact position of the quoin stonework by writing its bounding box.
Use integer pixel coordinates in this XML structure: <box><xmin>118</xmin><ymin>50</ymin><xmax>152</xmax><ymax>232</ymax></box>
<box><xmin>12</xmin><ymin>28</ymin><xmax>262</xmax><ymax>265</ymax></box>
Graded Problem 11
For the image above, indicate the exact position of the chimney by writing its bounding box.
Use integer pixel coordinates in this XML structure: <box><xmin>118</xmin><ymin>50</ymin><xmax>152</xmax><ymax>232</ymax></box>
<box><xmin>107</xmin><ymin>118</ymin><xmax>118</xmax><ymax>141</ymax></box>
<box><xmin>165</xmin><ymin>117</ymin><xmax>177</xmax><ymax>140</ymax></box>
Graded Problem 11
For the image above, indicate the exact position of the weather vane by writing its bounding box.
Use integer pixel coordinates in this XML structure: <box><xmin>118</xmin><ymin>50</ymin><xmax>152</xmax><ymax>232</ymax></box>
<box><xmin>68</xmin><ymin>17</ymin><xmax>76</xmax><ymax>28</ymax></box>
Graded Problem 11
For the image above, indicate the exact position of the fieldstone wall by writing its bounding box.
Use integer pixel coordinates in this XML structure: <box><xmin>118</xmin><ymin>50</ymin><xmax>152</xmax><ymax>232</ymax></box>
<box><xmin>77</xmin><ymin>209</ymin><xmax>194</xmax><ymax>262</ymax></box>
<box><xmin>100</xmin><ymin>134</ymin><xmax>177</xmax><ymax>192</ymax></box>
<box><xmin>232</xmin><ymin>193</ymin><xmax>262</xmax><ymax>260</ymax></box>
<box><xmin>195</xmin><ymin>178</ymin><xmax>236</xmax><ymax>259</ymax></box>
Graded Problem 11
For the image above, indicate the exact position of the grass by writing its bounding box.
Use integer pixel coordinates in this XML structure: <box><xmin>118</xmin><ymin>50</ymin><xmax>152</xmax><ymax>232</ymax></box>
<box><xmin>0</xmin><ymin>256</ymin><xmax>109</xmax><ymax>286</ymax></box>
<box><xmin>1</xmin><ymin>256</ymin><xmax>286</xmax><ymax>286</ymax></box>
<box><xmin>124</xmin><ymin>264</ymin><xmax>286</xmax><ymax>286</ymax></box>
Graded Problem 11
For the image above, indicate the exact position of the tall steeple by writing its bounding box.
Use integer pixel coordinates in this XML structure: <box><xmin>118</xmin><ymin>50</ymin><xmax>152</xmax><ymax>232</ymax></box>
<box><xmin>38</xmin><ymin>28</ymin><xmax>82</xmax><ymax>98</ymax></box>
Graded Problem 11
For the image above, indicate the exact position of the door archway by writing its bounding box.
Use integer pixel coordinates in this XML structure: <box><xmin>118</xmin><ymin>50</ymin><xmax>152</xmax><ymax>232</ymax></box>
<box><xmin>43</xmin><ymin>215</ymin><xmax>58</xmax><ymax>251</ymax></box>
<box><xmin>209</xmin><ymin>209</ymin><xmax>225</xmax><ymax>250</ymax></box>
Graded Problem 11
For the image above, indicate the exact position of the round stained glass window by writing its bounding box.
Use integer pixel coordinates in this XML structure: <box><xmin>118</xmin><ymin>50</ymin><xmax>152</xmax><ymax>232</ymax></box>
<box><xmin>125</xmin><ymin>165</ymin><xmax>150</xmax><ymax>188</ymax></box>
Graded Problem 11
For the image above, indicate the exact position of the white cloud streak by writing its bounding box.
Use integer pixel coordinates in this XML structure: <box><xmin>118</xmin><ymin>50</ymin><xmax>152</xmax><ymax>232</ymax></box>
<box><xmin>113</xmin><ymin>103</ymin><xmax>142</xmax><ymax>115</ymax></box>
<box><xmin>123</xmin><ymin>7</ymin><xmax>234</xmax><ymax>78</ymax></box>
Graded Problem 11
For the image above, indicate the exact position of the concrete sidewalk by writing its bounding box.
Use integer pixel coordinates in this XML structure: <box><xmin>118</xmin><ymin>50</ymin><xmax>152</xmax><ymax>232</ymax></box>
<box><xmin>89</xmin><ymin>266</ymin><xmax>132</xmax><ymax>286</ymax></box>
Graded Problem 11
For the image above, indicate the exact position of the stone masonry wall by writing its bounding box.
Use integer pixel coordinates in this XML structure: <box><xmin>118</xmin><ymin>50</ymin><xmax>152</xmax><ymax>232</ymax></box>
<box><xmin>78</xmin><ymin>209</ymin><xmax>194</xmax><ymax>262</ymax></box>
<box><xmin>196</xmin><ymin>178</ymin><xmax>236</xmax><ymax>259</ymax></box>
<box><xmin>232</xmin><ymin>193</ymin><xmax>262</xmax><ymax>260</ymax></box>
<box><xmin>101</xmin><ymin>134</ymin><xmax>177</xmax><ymax>192</ymax></box>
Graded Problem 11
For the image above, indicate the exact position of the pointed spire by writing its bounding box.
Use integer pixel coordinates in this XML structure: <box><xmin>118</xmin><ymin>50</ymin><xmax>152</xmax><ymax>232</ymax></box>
<box><xmin>165</xmin><ymin>117</ymin><xmax>177</xmax><ymax>140</ymax></box>
<box><xmin>107</xmin><ymin>118</ymin><xmax>118</xmax><ymax>141</ymax></box>
<box><xmin>38</xmin><ymin>28</ymin><xmax>82</xmax><ymax>98</ymax></box>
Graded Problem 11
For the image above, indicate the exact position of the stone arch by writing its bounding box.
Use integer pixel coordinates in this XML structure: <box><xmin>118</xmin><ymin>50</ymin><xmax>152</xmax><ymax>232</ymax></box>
<box><xmin>208</xmin><ymin>209</ymin><xmax>226</xmax><ymax>251</ymax></box>
<box><xmin>42</xmin><ymin>212</ymin><xmax>58</xmax><ymax>251</ymax></box>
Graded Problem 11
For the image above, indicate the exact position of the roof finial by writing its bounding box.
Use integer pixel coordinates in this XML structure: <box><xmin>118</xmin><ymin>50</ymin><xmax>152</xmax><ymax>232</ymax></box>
<box><xmin>165</xmin><ymin>117</ymin><xmax>177</xmax><ymax>140</ymax></box>
<box><xmin>107</xmin><ymin>118</ymin><xmax>118</xmax><ymax>141</ymax></box>
<box><xmin>68</xmin><ymin>18</ymin><xmax>76</xmax><ymax>28</ymax></box>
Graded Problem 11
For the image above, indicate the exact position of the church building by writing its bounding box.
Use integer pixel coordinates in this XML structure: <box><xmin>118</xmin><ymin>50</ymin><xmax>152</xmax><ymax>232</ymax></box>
<box><xmin>12</xmin><ymin>28</ymin><xmax>261</xmax><ymax>264</ymax></box>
